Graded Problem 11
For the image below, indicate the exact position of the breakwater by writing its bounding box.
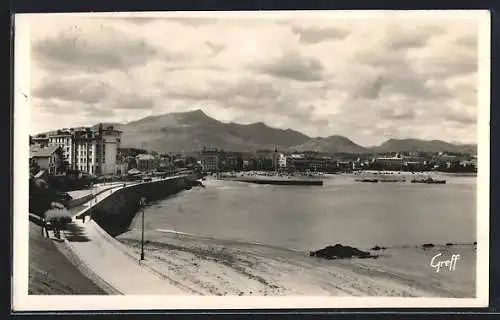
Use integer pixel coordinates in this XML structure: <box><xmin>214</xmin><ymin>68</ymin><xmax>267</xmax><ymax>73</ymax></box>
<box><xmin>83</xmin><ymin>177</ymin><xmax>189</xmax><ymax>237</ymax></box>
<box><xmin>230</xmin><ymin>178</ymin><xmax>324</xmax><ymax>186</ymax></box>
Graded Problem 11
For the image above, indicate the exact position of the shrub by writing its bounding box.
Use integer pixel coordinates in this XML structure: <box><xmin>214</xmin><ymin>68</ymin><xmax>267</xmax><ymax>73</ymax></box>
<box><xmin>45</xmin><ymin>208</ymin><xmax>72</xmax><ymax>228</ymax></box>
<box><xmin>50</xmin><ymin>202</ymin><xmax>66</xmax><ymax>210</ymax></box>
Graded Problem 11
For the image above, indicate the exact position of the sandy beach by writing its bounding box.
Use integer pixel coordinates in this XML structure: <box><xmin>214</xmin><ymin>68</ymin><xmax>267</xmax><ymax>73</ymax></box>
<box><xmin>117</xmin><ymin>230</ymin><xmax>475</xmax><ymax>297</ymax></box>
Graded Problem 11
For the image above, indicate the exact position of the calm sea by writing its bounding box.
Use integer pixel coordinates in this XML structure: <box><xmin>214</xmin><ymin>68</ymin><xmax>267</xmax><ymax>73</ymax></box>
<box><xmin>129</xmin><ymin>174</ymin><xmax>476</xmax><ymax>252</ymax></box>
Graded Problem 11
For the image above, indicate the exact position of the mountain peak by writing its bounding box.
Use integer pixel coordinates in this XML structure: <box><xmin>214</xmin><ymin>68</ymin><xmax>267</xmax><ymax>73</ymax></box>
<box><xmin>174</xmin><ymin>109</ymin><xmax>217</xmax><ymax>123</ymax></box>
<box><xmin>177</xmin><ymin>109</ymin><xmax>208</xmax><ymax>118</ymax></box>
<box><xmin>247</xmin><ymin>121</ymin><xmax>268</xmax><ymax>127</ymax></box>
<box><xmin>186</xmin><ymin>109</ymin><xmax>206</xmax><ymax>116</ymax></box>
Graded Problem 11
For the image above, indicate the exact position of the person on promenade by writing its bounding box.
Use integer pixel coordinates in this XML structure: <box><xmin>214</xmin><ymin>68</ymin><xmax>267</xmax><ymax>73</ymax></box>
<box><xmin>52</xmin><ymin>219</ymin><xmax>61</xmax><ymax>239</ymax></box>
<box><xmin>41</xmin><ymin>218</ymin><xmax>49</xmax><ymax>238</ymax></box>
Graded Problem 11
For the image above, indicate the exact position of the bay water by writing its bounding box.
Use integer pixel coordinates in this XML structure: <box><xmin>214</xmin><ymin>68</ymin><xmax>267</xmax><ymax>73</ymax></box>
<box><xmin>130</xmin><ymin>173</ymin><xmax>476</xmax><ymax>252</ymax></box>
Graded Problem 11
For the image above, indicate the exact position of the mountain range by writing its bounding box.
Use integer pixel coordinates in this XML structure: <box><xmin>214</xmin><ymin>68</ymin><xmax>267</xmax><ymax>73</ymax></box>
<box><xmin>114</xmin><ymin>109</ymin><xmax>476</xmax><ymax>154</ymax></box>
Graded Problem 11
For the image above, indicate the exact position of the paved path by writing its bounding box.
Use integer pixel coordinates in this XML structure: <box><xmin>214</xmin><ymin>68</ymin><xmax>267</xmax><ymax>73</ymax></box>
<box><xmin>67</xmin><ymin>182</ymin><xmax>127</xmax><ymax>200</ymax></box>
<box><xmin>60</xmin><ymin>177</ymin><xmax>186</xmax><ymax>294</ymax></box>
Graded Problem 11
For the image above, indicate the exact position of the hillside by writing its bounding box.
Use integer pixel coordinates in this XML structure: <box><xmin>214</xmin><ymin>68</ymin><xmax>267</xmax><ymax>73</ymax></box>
<box><xmin>289</xmin><ymin>135</ymin><xmax>368</xmax><ymax>154</ymax></box>
<box><xmin>118</xmin><ymin>110</ymin><xmax>477</xmax><ymax>154</ymax></box>
<box><xmin>371</xmin><ymin>139</ymin><xmax>477</xmax><ymax>154</ymax></box>
<box><xmin>120</xmin><ymin>109</ymin><xmax>310</xmax><ymax>153</ymax></box>
<box><xmin>28</xmin><ymin>221</ymin><xmax>106</xmax><ymax>295</ymax></box>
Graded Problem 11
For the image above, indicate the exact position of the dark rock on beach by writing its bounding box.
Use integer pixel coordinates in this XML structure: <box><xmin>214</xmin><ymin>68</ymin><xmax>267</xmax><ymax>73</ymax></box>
<box><xmin>445</xmin><ymin>242</ymin><xmax>454</xmax><ymax>246</ymax></box>
<box><xmin>422</xmin><ymin>243</ymin><xmax>435</xmax><ymax>249</ymax></box>
<box><xmin>371</xmin><ymin>245</ymin><xmax>387</xmax><ymax>251</ymax></box>
<box><xmin>310</xmin><ymin>244</ymin><xmax>377</xmax><ymax>260</ymax></box>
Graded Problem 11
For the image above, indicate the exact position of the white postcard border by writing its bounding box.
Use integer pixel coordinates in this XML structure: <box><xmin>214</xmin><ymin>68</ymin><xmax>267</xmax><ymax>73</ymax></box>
<box><xmin>12</xmin><ymin>10</ymin><xmax>491</xmax><ymax>311</ymax></box>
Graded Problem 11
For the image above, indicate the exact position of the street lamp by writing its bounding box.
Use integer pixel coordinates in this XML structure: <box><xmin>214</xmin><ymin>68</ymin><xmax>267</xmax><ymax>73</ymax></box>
<box><xmin>140</xmin><ymin>196</ymin><xmax>147</xmax><ymax>261</ymax></box>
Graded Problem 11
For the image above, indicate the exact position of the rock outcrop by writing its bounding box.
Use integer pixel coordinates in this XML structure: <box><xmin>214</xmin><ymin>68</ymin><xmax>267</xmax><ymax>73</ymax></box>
<box><xmin>310</xmin><ymin>244</ymin><xmax>377</xmax><ymax>260</ymax></box>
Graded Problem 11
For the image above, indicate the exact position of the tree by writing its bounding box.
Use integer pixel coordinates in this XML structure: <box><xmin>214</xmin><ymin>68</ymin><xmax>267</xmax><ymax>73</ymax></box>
<box><xmin>45</xmin><ymin>206</ymin><xmax>72</xmax><ymax>239</ymax></box>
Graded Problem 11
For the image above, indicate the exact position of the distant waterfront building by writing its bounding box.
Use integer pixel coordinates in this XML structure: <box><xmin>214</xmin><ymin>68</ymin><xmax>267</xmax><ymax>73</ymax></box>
<box><xmin>278</xmin><ymin>153</ymin><xmax>288</xmax><ymax>168</ymax></box>
<box><xmin>201</xmin><ymin>148</ymin><xmax>219</xmax><ymax>172</ymax></box>
<box><xmin>271</xmin><ymin>149</ymin><xmax>279</xmax><ymax>169</ymax></box>
<box><xmin>219</xmin><ymin>152</ymin><xmax>242</xmax><ymax>171</ymax></box>
<box><xmin>373</xmin><ymin>156</ymin><xmax>404</xmax><ymax>170</ymax></box>
<box><xmin>31</xmin><ymin>123</ymin><xmax>122</xmax><ymax>176</ymax></box>
<box><xmin>29</xmin><ymin>145</ymin><xmax>64</xmax><ymax>175</ymax></box>
<box><xmin>136</xmin><ymin>154</ymin><xmax>157</xmax><ymax>172</ymax></box>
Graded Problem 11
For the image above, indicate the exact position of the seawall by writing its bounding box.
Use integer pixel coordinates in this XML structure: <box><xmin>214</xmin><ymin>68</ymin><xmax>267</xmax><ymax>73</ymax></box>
<box><xmin>84</xmin><ymin>177</ymin><xmax>189</xmax><ymax>237</ymax></box>
<box><xmin>66</xmin><ymin>185</ymin><xmax>115</xmax><ymax>209</ymax></box>
<box><xmin>229</xmin><ymin>178</ymin><xmax>324</xmax><ymax>186</ymax></box>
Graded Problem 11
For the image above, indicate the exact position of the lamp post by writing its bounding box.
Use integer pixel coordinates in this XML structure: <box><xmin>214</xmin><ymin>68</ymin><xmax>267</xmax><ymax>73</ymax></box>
<box><xmin>140</xmin><ymin>196</ymin><xmax>147</xmax><ymax>261</ymax></box>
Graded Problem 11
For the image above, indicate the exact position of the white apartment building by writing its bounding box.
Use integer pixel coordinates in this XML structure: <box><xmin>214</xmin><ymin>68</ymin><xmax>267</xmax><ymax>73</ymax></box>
<box><xmin>32</xmin><ymin>123</ymin><xmax>122</xmax><ymax>176</ymax></box>
<box><xmin>278</xmin><ymin>153</ymin><xmax>288</xmax><ymax>168</ymax></box>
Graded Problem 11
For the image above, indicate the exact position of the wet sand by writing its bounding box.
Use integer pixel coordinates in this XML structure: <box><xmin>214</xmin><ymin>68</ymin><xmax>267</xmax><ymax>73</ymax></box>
<box><xmin>117</xmin><ymin>230</ymin><xmax>475</xmax><ymax>297</ymax></box>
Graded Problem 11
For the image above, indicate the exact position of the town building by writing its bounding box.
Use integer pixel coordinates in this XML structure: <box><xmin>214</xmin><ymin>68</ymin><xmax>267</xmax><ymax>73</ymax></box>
<box><xmin>29</xmin><ymin>145</ymin><xmax>64</xmax><ymax>175</ymax></box>
<box><xmin>158</xmin><ymin>155</ymin><xmax>173</xmax><ymax>171</ymax></box>
<box><xmin>372</xmin><ymin>156</ymin><xmax>405</xmax><ymax>170</ymax></box>
<box><xmin>201</xmin><ymin>148</ymin><xmax>219</xmax><ymax>172</ymax></box>
<box><xmin>271</xmin><ymin>149</ymin><xmax>279</xmax><ymax>169</ymax></box>
<box><xmin>135</xmin><ymin>153</ymin><xmax>157</xmax><ymax>172</ymax></box>
<box><xmin>222</xmin><ymin>152</ymin><xmax>244</xmax><ymax>171</ymax></box>
<box><xmin>30</xmin><ymin>123</ymin><xmax>122</xmax><ymax>176</ymax></box>
<box><xmin>278</xmin><ymin>153</ymin><xmax>288</xmax><ymax>168</ymax></box>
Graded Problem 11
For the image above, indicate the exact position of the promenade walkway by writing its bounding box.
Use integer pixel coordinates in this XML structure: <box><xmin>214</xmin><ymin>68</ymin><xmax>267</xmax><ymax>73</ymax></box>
<box><xmin>59</xmin><ymin>178</ymin><xmax>186</xmax><ymax>295</ymax></box>
<box><xmin>67</xmin><ymin>182</ymin><xmax>128</xmax><ymax>200</ymax></box>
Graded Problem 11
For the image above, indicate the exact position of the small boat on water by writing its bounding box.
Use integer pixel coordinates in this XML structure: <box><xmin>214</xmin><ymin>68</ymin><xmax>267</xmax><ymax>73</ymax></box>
<box><xmin>411</xmin><ymin>177</ymin><xmax>446</xmax><ymax>184</ymax></box>
<box><xmin>379</xmin><ymin>179</ymin><xmax>406</xmax><ymax>183</ymax></box>
<box><xmin>355</xmin><ymin>178</ymin><xmax>379</xmax><ymax>183</ymax></box>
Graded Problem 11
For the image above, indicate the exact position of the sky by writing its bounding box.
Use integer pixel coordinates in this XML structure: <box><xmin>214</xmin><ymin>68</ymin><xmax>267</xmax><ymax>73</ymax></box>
<box><xmin>26</xmin><ymin>12</ymin><xmax>483</xmax><ymax>146</ymax></box>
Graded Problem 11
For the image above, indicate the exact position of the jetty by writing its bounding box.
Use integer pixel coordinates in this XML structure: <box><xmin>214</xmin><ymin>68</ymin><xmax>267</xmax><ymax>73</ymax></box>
<box><xmin>230</xmin><ymin>177</ymin><xmax>324</xmax><ymax>186</ymax></box>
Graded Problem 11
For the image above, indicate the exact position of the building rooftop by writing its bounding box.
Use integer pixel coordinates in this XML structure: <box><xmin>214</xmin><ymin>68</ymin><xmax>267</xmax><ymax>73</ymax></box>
<box><xmin>136</xmin><ymin>154</ymin><xmax>156</xmax><ymax>160</ymax></box>
<box><xmin>30</xmin><ymin>145</ymin><xmax>61</xmax><ymax>158</ymax></box>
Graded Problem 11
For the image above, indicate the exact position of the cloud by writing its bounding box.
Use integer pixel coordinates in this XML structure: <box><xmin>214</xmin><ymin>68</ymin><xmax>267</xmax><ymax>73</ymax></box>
<box><xmin>257</xmin><ymin>51</ymin><xmax>325</xmax><ymax>81</ymax></box>
<box><xmin>112</xmin><ymin>93</ymin><xmax>155</xmax><ymax>110</ymax></box>
<box><xmin>379</xmin><ymin>106</ymin><xmax>417</xmax><ymax>120</ymax></box>
<box><xmin>291</xmin><ymin>25</ymin><xmax>350</xmax><ymax>43</ymax></box>
<box><xmin>32</xmin><ymin>24</ymin><xmax>159</xmax><ymax>73</ymax></box>
<box><xmin>386</xmin><ymin>25</ymin><xmax>445</xmax><ymax>50</ymax></box>
<box><xmin>83</xmin><ymin>105</ymin><xmax>116</xmax><ymax>118</ymax></box>
<box><xmin>446</xmin><ymin>113</ymin><xmax>477</xmax><ymax>125</ymax></box>
<box><xmin>354</xmin><ymin>76</ymin><xmax>385</xmax><ymax>99</ymax></box>
<box><xmin>28</xmin><ymin>14</ymin><xmax>482</xmax><ymax>145</ymax></box>
<box><xmin>163</xmin><ymin>17</ymin><xmax>219</xmax><ymax>27</ymax></box>
<box><xmin>33</xmin><ymin>77</ymin><xmax>111</xmax><ymax>104</ymax></box>
<box><xmin>205</xmin><ymin>41</ymin><xmax>225</xmax><ymax>56</ymax></box>
<box><xmin>455</xmin><ymin>35</ymin><xmax>477</xmax><ymax>49</ymax></box>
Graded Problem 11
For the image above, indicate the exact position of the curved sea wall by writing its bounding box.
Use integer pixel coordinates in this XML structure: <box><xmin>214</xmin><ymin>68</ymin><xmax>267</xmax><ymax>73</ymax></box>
<box><xmin>87</xmin><ymin>177</ymin><xmax>189</xmax><ymax>237</ymax></box>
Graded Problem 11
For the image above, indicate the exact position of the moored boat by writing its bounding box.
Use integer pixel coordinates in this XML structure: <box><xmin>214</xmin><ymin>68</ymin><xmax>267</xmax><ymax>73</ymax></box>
<box><xmin>410</xmin><ymin>177</ymin><xmax>446</xmax><ymax>184</ymax></box>
<box><xmin>379</xmin><ymin>179</ymin><xmax>406</xmax><ymax>183</ymax></box>
<box><xmin>355</xmin><ymin>178</ymin><xmax>379</xmax><ymax>183</ymax></box>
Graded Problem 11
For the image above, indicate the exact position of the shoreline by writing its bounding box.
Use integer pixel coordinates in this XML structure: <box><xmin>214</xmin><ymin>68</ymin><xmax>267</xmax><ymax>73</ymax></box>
<box><xmin>115</xmin><ymin>174</ymin><xmax>476</xmax><ymax>296</ymax></box>
<box><xmin>29</xmin><ymin>174</ymin><xmax>476</xmax><ymax>297</ymax></box>
<box><xmin>117</xmin><ymin>227</ymin><xmax>476</xmax><ymax>297</ymax></box>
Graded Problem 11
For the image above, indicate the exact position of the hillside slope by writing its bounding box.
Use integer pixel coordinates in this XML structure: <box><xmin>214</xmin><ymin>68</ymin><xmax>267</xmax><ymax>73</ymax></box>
<box><xmin>28</xmin><ymin>221</ymin><xmax>106</xmax><ymax>295</ymax></box>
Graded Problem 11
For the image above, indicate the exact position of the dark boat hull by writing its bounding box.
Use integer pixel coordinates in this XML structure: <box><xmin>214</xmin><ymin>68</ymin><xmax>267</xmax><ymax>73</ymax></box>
<box><xmin>355</xmin><ymin>179</ymin><xmax>379</xmax><ymax>183</ymax></box>
<box><xmin>411</xmin><ymin>180</ymin><xmax>446</xmax><ymax>184</ymax></box>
